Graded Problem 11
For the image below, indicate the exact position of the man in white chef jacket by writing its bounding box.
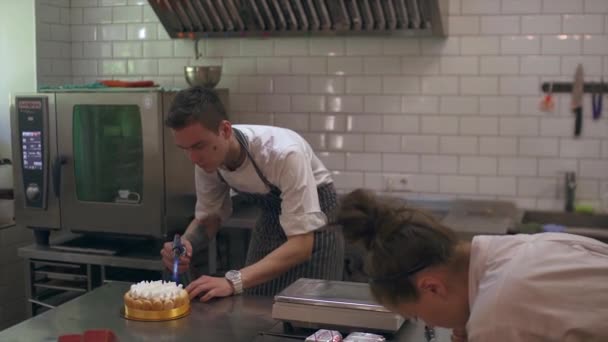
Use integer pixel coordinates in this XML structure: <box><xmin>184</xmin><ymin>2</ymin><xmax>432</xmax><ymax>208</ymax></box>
<box><xmin>160</xmin><ymin>86</ymin><xmax>344</xmax><ymax>300</ymax></box>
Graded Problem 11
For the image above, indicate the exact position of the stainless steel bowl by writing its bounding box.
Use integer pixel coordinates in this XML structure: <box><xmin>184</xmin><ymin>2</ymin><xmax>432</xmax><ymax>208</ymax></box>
<box><xmin>184</xmin><ymin>66</ymin><xmax>222</xmax><ymax>88</ymax></box>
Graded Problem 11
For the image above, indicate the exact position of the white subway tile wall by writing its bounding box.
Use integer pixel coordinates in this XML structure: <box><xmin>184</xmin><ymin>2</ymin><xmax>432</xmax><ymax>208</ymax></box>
<box><xmin>37</xmin><ymin>0</ymin><xmax>72</xmax><ymax>86</ymax></box>
<box><xmin>35</xmin><ymin>0</ymin><xmax>608</xmax><ymax>210</ymax></box>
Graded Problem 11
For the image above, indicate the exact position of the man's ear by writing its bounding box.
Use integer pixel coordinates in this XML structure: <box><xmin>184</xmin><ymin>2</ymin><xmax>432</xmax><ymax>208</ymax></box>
<box><xmin>218</xmin><ymin>120</ymin><xmax>232</xmax><ymax>138</ymax></box>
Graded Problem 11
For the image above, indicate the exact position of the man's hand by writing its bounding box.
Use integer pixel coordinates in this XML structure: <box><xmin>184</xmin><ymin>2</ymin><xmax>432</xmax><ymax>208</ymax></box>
<box><xmin>451</xmin><ymin>328</ymin><xmax>467</xmax><ymax>342</ymax></box>
<box><xmin>186</xmin><ymin>275</ymin><xmax>234</xmax><ymax>302</ymax></box>
<box><xmin>160</xmin><ymin>237</ymin><xmax>192</xmax><ymax>274</ymax></box>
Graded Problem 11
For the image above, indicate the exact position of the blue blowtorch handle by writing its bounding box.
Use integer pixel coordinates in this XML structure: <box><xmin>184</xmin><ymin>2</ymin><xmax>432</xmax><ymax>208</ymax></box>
<box><xmin>172</xmin><ymin>234</ymin><xmax>186</xmax><ymax>283</ymax></box>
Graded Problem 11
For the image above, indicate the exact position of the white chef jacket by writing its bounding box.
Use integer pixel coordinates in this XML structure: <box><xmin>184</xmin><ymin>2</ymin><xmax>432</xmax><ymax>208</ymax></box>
<box><xmin>467</xmin><ymin>233</ymin><xmax>608</xmax><ymax>342</ymax></box>
<box><xmin>194</xmin><ymin>125</ymin><xmax>333</xmax><ymax>236</ymax></box>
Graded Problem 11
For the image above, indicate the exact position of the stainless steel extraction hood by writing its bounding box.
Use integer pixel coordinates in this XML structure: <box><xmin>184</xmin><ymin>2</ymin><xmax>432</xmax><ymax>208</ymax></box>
<box><xmin>149</xmin><ymin>0</ymin><xmax>448</xmax><ymax>38</ymax></box>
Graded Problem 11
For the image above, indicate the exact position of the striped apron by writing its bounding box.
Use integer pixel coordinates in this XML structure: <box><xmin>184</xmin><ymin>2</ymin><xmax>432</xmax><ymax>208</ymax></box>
<box><xmin>218</xmin><ymin>128</ymin><xmax>344</xmax><ymax>296</ymax></box>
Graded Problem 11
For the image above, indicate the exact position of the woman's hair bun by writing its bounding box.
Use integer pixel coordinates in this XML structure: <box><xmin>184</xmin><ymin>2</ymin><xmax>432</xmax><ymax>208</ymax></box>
<box><xmin>336</xmin><ymin>189</ymin><xmax>402</xmax><ymax>250</ymax></box>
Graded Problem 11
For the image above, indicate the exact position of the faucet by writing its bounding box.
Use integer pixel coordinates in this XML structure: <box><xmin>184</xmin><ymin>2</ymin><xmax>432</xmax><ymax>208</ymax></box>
<box><xmin>564</xmin><ymin>171</ymin><xmax>576</xmax><ymax>212</ymax></box>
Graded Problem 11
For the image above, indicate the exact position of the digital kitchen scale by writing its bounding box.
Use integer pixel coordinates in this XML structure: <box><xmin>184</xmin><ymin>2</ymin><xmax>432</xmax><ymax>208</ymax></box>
<box><xmin>272</xmin><ymin>278</ymin><xmax>406</xmax><ymax>333</ymax></box>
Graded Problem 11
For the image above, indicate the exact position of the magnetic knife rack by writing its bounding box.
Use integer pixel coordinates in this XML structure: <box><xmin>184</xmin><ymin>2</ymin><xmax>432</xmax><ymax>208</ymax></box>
<box><xmin>541</xmin><ymin>82</ymin><xmax>607</xmax><ymax>93</ymax></box>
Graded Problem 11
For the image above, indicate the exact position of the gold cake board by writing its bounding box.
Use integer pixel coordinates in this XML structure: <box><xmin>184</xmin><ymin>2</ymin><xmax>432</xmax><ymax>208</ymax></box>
<box><xmin>122</xmin><ymin>302</ymin><xmax>190</xmax><ymax>322</ymax></box>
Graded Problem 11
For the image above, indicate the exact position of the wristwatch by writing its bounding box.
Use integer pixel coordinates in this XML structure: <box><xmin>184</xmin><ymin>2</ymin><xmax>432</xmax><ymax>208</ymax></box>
<box><xmin>225</xmin><ymin>270</ymin><xmax>243</xmax><ymax>295</ymax></box>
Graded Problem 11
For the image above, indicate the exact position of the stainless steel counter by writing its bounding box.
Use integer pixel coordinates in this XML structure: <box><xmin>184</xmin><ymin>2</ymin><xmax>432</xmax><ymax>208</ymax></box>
<box><xmin>17</xmin><ymin>201</ymin><xmax>263</xmax><ymax>272</ymax></box>
<box><xmin>0</xmin><ymin>221</ymin><xmax>15</xmax><ymax>230</ymax></box>
<box><xmin>18</xmin><ymin>241</ymin><xmax>163</xmax><ymax>271</ymax></box>
<box><xmin>0</xmin><ymin>282</ymin><xmax>452</xmax><ymax>342</ymax></box>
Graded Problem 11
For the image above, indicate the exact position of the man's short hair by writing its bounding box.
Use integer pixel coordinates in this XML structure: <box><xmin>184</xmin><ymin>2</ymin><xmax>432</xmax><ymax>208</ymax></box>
<box><xmin>165</xmin><ymin>86</ymin><xmax>228</xmax><ymax>131</ymax></box>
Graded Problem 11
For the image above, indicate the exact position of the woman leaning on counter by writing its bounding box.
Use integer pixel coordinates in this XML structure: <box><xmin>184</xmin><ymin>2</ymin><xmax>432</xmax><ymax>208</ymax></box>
<box><xmin>160</xmin><ymin>86</ymin><xmax>344</xmax><ymax>300</ymax></box>
<box><xmin>334</xmin><ymin>189</ymin><xmax>608</xmax><ymax>342</ymax></box>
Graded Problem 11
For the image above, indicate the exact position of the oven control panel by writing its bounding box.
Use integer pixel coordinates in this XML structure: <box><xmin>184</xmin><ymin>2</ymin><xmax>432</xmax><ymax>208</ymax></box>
<box><xmin>16</xmin><ymin>97</ymin><xmax>48</xmax><ymax>209</ymax></box>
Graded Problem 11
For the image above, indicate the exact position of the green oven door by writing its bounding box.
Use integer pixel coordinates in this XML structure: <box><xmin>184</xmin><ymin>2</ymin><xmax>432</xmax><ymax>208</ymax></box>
<box><xmin>72</xmin><ymin>105</ymin><xmax>143</xmax><ymax>204</ymax></box>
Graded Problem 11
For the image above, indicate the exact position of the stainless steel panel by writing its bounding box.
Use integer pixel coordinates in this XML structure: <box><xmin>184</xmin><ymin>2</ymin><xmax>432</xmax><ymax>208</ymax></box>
<box><xmin>204</xmin><ymin>0</ymin><xmax>225</xmax><ymax>31</ymax></box>
<box><xmin>183</xmin><ymin>0</ymin><xmax>206</xmax><ymax>31</ymax></box>
<box><xmin>303</xmin><ymin>0</ymin><xmax>320</xmax><ymax>30</ymax></box>
<box><xmin>274</xmin><ymin>279</ymin><xmax>406</xmax><ymax>334</ymax></box>
<box><xmin>432</xmin><ymin>0</ymin><xmax>448</xmax><ymax>36</ymax></box>
<box><xmin>326</xmin><ymin>0</ymin><xmax>348</xmax><ymax>30</ymax></box>
<box><xmin>55</xmin><ymin>92</ymin><xmax>164</xmax><ymax>238</ymax></box>
<box><xmin>280</xmin><ymin>0</ymin><xmax>298</xmax><ymax>30</ymax></box>
<box><xmin>371</xmin><ymin>0</ymin><xmax>385</xmax><ymax>29</ymax></box>
<box><xmin>270</xmin><ymin>0</ymin><xmax>287</xmax><ymax>30</ymax></box>
<box><xmin>149</xmin><ymin>0</ymin><xmax>445</xmax><ymax>37</ymax></box>
<box><xmin>394</xmin><ymin>0</ymin><xmax>408</xmax><ymax>29</ymax></box>
<box><xmin>314</xmin><ymin>0</ymin><xmax>332</xmax><ymax>30</ymax></box>
<box><xmin>249</xmin><ymin>0</ymin><xmax>266</xmax><ymax>30</ymax></box>
<box><xmin>272</xmin><ymin>301</ymin><xmax>405</xmax><ymax>333</ymax></box>
<box><xmin>358</xmin><ymin>0</ymin><xmax>374</xmax><ymax>30</ymax></box>
<box><xmin>238</xmin><ymin>0</ymin><xmax>258</xmax><ymax>30</ymax></box>
<box><xmin>258</xmin><ymin>0</ymin><xmax>277</xmax><ymax>31</ymax></box>
<box><xmin>34</xmin><ymin>268</ymin><xmax>88</xmax><ymax>282</ymax></box>
<box><xmin>156</xmin><ymin>0</ymin><xmax>185</xmax><ymax>33</ymax></box>
<box><xmin>339</xmin><ymin>0</ymin><xmax>352</xmax><ymax>30</ymax></box>
<box><xmin>33</xmin><ymin>279</ymin><xmax>87</xmax><ymax>293</ymax></box>
<box><xmin>191</xmin><ymin>0</ymin><xmax>215</xmax><ymax>32</ymax></box>
<box><xmin>405</xmin><ymin>0</ymin><xmax>420</xmax><ymax>28</ymax></box>
<box><xmin>347</xmin><ymin>0</ymin><xmax>362</xmax><ymax>31</ymax></box>
<box><xmin>291</xmin><ymin>0</ymin><xmax>309</xmax><ymax>31</ymax></box>
<box><xmin>274</xmin><ymin>278</ymin><xmax>390</xmax><ymax>312</ymax></box>
<box><xmin>173</xmin><ymin>0</ymin><xmax>195</xmax><ymax>31</ymax></box>
<box><xmin>11</xmin><ymin>94</ymin><xmax>61</xmax><ymax>230</ymax></box>
<box><xmin>215</xmin><ymin>0</ymin><xmax>235</xmax><ymax>31</ymax></box>
<box><xmin>384</xmin><ymin>0</ymin><xmax>397</xmax><ymax>30</ymax></box>
<box><xmin>226</xmin><ymin>0</ymin><xmax>246</xmax><ymax>30</ymax></box>
<box><xmin>182</xmin><ymin>0</ymin><xmax>205</xmax><ymax>31</ymax></box>
<box><xmin>417</xmin><ymin>0</ymin><xmax>431</xmax><ymax>29</ymax></box>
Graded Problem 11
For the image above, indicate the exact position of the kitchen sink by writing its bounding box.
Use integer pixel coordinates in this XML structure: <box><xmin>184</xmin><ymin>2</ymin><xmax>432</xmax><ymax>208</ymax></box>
<box><xmin>521</xmin><ymin>210</ymin><xmax>608</xmax><ymax>229</ymax></box>
<box><xmin>518</xmin><ymin>210</ymin><xmax>608</xmax><ymax>242</ymax></box>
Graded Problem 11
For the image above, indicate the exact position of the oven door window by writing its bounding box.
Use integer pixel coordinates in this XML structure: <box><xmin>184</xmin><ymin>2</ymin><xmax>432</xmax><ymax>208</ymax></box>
<box><xmin>73</xmin><ymin>105</ymin><xmax>143</xmax><ymax>204</ymax></box>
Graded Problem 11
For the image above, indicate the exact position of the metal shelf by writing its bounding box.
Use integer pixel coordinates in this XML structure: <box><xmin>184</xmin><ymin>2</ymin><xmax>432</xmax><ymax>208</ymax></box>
<box><xmin>27</xmin><ymin>259</ymin><xmax>96</xmax><ymax>316</ymax></box>
<box><xmin>30</xmin><ymin>289</ymin><xmax>83</xmax><ymax>310</ymax></box>
<box><xmin>33</xmin><ymin>260</ymin><xmax>82</xmax><ymax>269</ymax></box>
<box><xmin>33</xmin><ymin>279</ymin><xmax>88</xmax><ymax>293</ymax></box>
<box><xmin>25</xmin><ymin>257</ymin><xmax>164</xmax><ymax>317</ymax></box>
<box><xmin>34</xmin><ymin>268</ymin><xmax>88</xmax><ymax>282</ymax></box>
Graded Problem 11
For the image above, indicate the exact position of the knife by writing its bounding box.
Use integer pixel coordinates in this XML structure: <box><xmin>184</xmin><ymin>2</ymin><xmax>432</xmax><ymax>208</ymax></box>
<box><xmin>572</xmin><ymin>64</ymin><xmax>584</xmax><ymax>137</ymax></box>
<box><xmin>592</xmin><ymin>78</ymin><xmax>603</xmax><ymax>120</ymax></box>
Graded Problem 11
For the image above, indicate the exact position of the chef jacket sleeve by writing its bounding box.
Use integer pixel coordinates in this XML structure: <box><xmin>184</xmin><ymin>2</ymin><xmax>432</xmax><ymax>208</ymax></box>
<box><xmin>194</xmin><ymin>165</ymin><xmax>232</xmax><ymax>222</ymax></box>
<box><xmin>276</xmin><ymin>149</ymin><xmax>327</xmax><ymax>236</ymax></box>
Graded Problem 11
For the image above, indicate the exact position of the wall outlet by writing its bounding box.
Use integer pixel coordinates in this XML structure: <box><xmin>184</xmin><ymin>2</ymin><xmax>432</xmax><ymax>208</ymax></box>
<box><xmin>384</xmin><ymin>174</ymin><xmax>410</xmax><ymax>192</ymax></box>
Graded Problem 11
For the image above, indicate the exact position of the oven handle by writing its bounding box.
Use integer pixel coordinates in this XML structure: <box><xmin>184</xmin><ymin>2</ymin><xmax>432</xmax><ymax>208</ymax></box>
<box><xmin>52</xmin><ymin>156</ymin><xmax>66</xmax><ymax>197</ymax></box>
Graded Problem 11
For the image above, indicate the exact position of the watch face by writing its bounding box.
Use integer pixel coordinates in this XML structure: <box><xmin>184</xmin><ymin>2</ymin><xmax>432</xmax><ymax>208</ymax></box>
<box><xmin>226</xmin><ymin>270</ymin><xmax>238</xmax><ymax>279</ymax></box>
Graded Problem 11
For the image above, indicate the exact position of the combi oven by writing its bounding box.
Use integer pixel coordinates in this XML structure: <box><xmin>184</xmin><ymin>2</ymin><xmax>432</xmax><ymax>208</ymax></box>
<box><xmin>10</xmin><ymin>89</ymin><xmax>228</xmax><ymax>244</ymax></box>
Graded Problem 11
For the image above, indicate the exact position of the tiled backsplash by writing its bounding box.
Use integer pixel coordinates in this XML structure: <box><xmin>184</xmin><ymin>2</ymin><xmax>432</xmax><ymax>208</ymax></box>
<box><xmin>36</xmin><ymin>0</ymin><xmax>608</xmax><ymax>211</ymax></box>
<box><xmin>36</xmin><ymin>0</ymin><xmax>71</xmax><ymax>87</ymax></box>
